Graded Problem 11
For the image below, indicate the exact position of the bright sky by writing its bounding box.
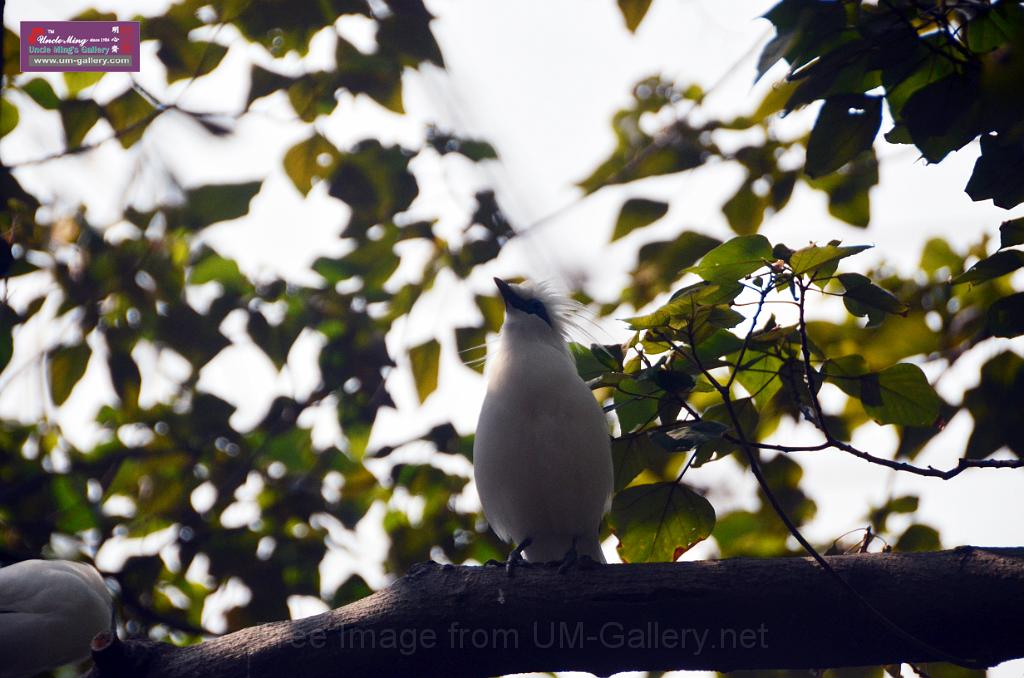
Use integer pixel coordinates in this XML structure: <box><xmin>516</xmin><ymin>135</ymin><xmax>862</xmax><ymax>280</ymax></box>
<box><xmin>3</xmin><ymin>0</ymin><xmax>1023</xmax><ymax>676</ymax></box>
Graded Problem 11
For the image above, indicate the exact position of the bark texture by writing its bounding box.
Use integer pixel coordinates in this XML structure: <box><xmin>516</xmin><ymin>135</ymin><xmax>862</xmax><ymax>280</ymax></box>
<box><xmin>88</xmin><ymin>546</ymin><xmax>1024</xmax><ymax>677</ymax></box>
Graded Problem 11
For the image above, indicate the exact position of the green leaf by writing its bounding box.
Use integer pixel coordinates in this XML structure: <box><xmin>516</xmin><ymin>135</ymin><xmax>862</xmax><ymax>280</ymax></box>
<box><xmin>569</xmin><ymin>342</ymin><xmax>609</xmax><ymax>381</ymax></box>
<box><xmin>59</xmin><ymin>99</ymin><xmax>103</xmax><ymax>147</ymax></box>
<box><xmin>805</xmin><ymin>95</ymin><xmax>882</xmax><ymax>178</ymax></box>
<box><xmin>0</xmin><ymin>304</ymin><xmax>15</xmax><ymax>372</ymax></box>
<box><xmin>455</xmin><ymin>326</ymin><xmax>487</xmax><ymax>374</ymax></box>
<box><xmin>694</xmin><ymin>329</ymin><xmax>744</xmax><ymax>363</ymax></box>
<box><xmin>861</xmin><ymin>363</ymin><xmax>941</xmax><ymax>426</ymax></box>
<box><xmin>335</xmin><ymin>37</ymin><xmax>405</xmax><ymax>113</ymax></box>
<box><xmin>49</xmin><ymin>343</ymin><xmax>91</xmax><ymax>405</ymax></box>
<box><xmin>183</xmin><ymin>182</ymin><xmax>262</xmax><ymax>231</ymax></box>
<box><xmin>328</xmin><ymin>141</ymin><xmax>418</xmax><ymax>236</ymax></box>
<box><xmin>427</xmin><ymin>129</ymin><xmax>497</xmax><ymax>162</ymax></box>
<box><xmin>900</xmin><ymin>73</ymin><xmax>982</xmax><ymax>163</ymax></box>
<box><xmin>733</xmin><ymin>350</ymin><xmax>784</xmax><ymax>407</ymax></box>
<box><xmin>611</xmin><ymin>434</ymin><xmax>661</xmax><ymax>492</ymax></box>
<box><xmin>822</xmin><ymin>354</ymin><xmax>870</xmax><ymax>399</ymax></box>
<box><xmin>629</xmin><ymin>232</ymin><xmax>721</xmax><ymax>306</ymax></box>
<box><xmin>612</xmin><ymin>198</ymin><xmax>668</xmax><ymax>240</ymax></box>
<box><xmin>895</xmin><ymin>524</ymin><xmax>941</xmax><ymax>552</ymax></box>
<box><xmin>0</xmin><ymin>98</ymin><xmax>17</xmax><ymax>138</ymax></box>
<box><xmin>789</xmin><ymin>243</ymin><xmax>872</xmax><ymax>277</ymax></box>
<box><xmin>248</xmin><ymin>65</ymin><xmax>295</xmax><ymax>106</ymax></box>
<box><xmin>963</xmin><ymin>351</ymin><xmax>1024</xmax><ymax>459</ymax></box>
<box><xmin>999</xmin><ymin>217</ymin><xmax>1024</xmax><ymax>249</ymax></box>
<box><xmin>805</xmin><ymin>151</ymin><xmax>878</xmax><ymax>227</ymax></box>
<box><xmin>693</xmin><ymin>397</ymin><xmax>759</xmax><ymax>464</ymax></box>
<box><xmin>920</xmin><ymin>238</ymin><xmax>962</xmax><ymax>276</ymax></box>
<box><xmin>613</xmin><ymin>377</ymin><xmax>660</xmax><ymax>433</ymax></box>
<box><xmin>475</xmin><ymin>295</ymin><xmax>504</xmax><ymax>333</ymax></box>
<box><xmin>103</xmin><ymin>88</ymin><xmax>156</xmax><ymax>148</ymax></box>
<box><xmin>51</xmin><ymin>475</ymin><xmax>96</xmax><ymax>532</ymax></box>
<box><xmin>107</xmin><ymin>343</ymin><xmax>141</xmax><ymax>411</ymax></box>
<box><xmin>987</xmin><ymin>292</ymin><xmax>1024</xmax><ymax>338</ymax></box>
<box><xmin>951</xmin><ymin>249</ymin><xmax>1024</xmax><ymax>285</ymax></box>
<box><xmin>610</xmin><ymin>481</ymin><xmax>716</xmax><ymax>562</ymax></box>
<box><xmin>22</xmin><ymin>79</ymin><xmax>60</xmax><ymax>110</ymax></box>
<box><xmin>63</xmin><ymin>71</ymin><xmax>104</xmax><ymax>97</ymax></box>
<box><xmin>689</xmin><ymin>234</ymin><xmax>772</xmax><ymax>283</ymax></box>
<box><xmin>231</xmin><ymin>0</ymin><xmax>364</xmax><ymax>57</ymax></box>
<box><xmin>624</xmin><ymin>282</ymin><xmax>741</xmax><ymax>330</ymax></box>
<box><xmin>827</xmin><ymin>358</ymin><xmax>939</xmax><ymax>426</ymax></box>
<box><xmin>617</xmin><ymin>0</ymin><xmax>652</xmax><ymax>32</ymax></box>
<box><xmin>838</xmin><ymin>272</ymin><xmax>908</xmax><ymax>322</ymax></box>
<box><xmin>651</xmin><ymin>420</ymin><xmax>727</xmax><ymax>452</ymax></box>
<box><xmin>284</xmin><ymin>133</ymin><xmax>338</xmax><ymax>195</ymax></box>
<box><xmin>375</xmin><ymin>4</ymin><xmax>444</xmax><ymax>68</ymax></box>
<box><xmin>722</xmin><ymin>179</ymin><xmax>767</xmax><ymax>235</ymax></box>
<box><xmin>2</xmin><ymin>28</ymin><xmax>17</xmax><ymax>79</ymax></box>
<box><xmin>158</xmin><ymin>39</ymin><xmax>227</xmax><ymax>83</ymax></box>
<box><xmin>409</xmin><ymin>339</ymin><xmax>441</xmax><ymax>403</ymax></box>
<box><xmin>287</xmin><ymin>74</ymin><xmax>341</xmax><ymax>122</ymax></box>
<box><xmin>190</xmin><ymin>252</ymin><xmax>249</xmax><ymax>294</ymax></box>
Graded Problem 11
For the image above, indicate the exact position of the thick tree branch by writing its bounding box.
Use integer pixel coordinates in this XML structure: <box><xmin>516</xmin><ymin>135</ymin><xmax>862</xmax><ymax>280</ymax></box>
<box><xmin>88</xmin><ymin>547</ymin><xmax>1024</xmax><ymax>677</ymax></box>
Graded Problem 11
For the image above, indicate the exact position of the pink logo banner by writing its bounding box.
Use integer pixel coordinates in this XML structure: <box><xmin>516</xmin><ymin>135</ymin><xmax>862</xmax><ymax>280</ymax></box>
<box><xmin>20</xmin><ymin>21</ymin><xmax>140</xmax><ymax>72</ymax></box>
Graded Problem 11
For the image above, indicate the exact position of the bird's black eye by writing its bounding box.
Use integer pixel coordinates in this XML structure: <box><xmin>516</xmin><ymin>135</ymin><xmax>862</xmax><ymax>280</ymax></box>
<box><xmin>525</xmin><ymin>299</ymin><xmax>553</xmax><ymax>326</ymax></box>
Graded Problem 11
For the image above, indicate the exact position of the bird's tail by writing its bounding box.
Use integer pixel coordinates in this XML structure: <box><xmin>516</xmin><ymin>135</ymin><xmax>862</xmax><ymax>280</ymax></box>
<box><xmin>576</xmin><ymin>534</ymin><xmax>607</xmax><ymax>564</ymax></box>
<box><xmin>522</xmin><ymin>534</ymin><xmax>606</xmax><ymax>564</ymax></box>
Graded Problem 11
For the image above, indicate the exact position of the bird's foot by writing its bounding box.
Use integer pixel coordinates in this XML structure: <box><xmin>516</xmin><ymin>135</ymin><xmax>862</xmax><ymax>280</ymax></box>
<box><xmin>557</xmin><ymin>539</ymin><xmax>601</xmax><ymax>574</ymax></box>
<box><xmin>506</xmin><ymin>537</ymin><xmax>533</xmax><ymax>577</ymax></box>
<box><xmin>557</xmin><ymin>539</ymin><xmax>579</xmax><ymax>575</ymax></box>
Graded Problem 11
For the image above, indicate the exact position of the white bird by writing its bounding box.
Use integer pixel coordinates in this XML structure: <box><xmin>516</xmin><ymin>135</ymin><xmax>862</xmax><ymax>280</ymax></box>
<box><xmin>0</xmin><ymin>559</ymin><xmax>113</xmax><ymax>678</ymax></box>
<box><xmin>474</xmin><ymin>278</ymin><xmax>613</xmax><ymax>564</ymax></box>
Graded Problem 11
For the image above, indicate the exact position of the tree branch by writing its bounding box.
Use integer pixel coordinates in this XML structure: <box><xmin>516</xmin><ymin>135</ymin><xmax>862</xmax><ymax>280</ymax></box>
<box><xmin>86</xmin><ymin>548</ymin><xmax>1024</xmax><ymax>677</ymax></box>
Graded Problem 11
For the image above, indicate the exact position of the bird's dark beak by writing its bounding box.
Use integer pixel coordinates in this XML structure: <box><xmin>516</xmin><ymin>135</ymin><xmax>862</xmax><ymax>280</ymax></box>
<box><xmin>494</xmin><ymin>277</ymin><xmax>521</xmax><ymax>307</ymax></box>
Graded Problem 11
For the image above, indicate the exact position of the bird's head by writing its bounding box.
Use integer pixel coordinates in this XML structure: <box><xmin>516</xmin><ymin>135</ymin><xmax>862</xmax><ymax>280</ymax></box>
<box><xmin>493</xmin><ymin>277</ymin><xmax>582</xmax><ymax>349</ymax></box>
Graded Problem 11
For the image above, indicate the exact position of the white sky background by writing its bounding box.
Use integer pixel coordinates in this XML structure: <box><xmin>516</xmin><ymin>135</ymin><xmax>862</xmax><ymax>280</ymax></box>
<box><xmin>2</xmin><ymin>0</ymin><xmax>1023</xmax><ymax>676</ymax></box>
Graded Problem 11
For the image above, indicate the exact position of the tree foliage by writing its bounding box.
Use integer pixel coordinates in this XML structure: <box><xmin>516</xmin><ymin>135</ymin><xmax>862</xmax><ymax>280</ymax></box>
<box><xmin>1</xmin><ymin>0</ymin><xmax>1022</xmax><ymax>676</ymax></box>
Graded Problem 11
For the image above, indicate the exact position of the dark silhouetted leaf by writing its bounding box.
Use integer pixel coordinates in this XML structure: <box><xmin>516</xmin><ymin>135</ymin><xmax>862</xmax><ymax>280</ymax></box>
<box><xmin>966</xmin><ymin>134</ymin><xmax>1024</xmax><ymax>209</ymax></box>
<box><xmin>59</xmin><ymin>99</ymin><xmax>103</xmax><ymax>147</ymax></box>
<box><xmin>838</xmin><ymin>272</ymin><xmax>907</xmax><ymax>323</ymax></box>
<box><xmin>613</xmin><ymin>198</ymin><xmax>668</xmax><ymax>240</ymax></box>
<box><xmin>104</xmin><ymin>88</ymin><xmax>156</xmax><ymax>148</ymax></box>
<box><xmin>790</xmin><ymin>243</ymin><xmax>871</xmax><ymax>277</ymax></box>
<box><xmin>183</xmin><ymin>182</ymin><xmax>262</xmax><ymax>231</ymax></box>
<box><xmin>964</xmin><ymin>351</ymin><xmax>1024</xmax><ymax>458</ymax></box>
<box><xmin>895</xmin><ymin>524</ymin><xmax>941</xmax><ymax>552</ymax></box>
<box><xmin>805</xmin><ymin>95</ymin><xmax>882</xmax><ymax>178</ymax></box>
<box><xmin>951</xmin><ymin>249</ymin><xmax>1024</xmax><ymax>285</ymax></box>
<box><xmin>987</xmin><ymin>292</ymin><xmax>1024</xmax><ymax>338</ymax></box>
<box><xmin>49</xmin><ymin>343</ymin><xmax>91</xmax><ymax>405</ymax></box>
<box><xmin>1000</xmin><ymin>217</ymin><xmax>1024</xmax><ymax>249</ymax></box>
